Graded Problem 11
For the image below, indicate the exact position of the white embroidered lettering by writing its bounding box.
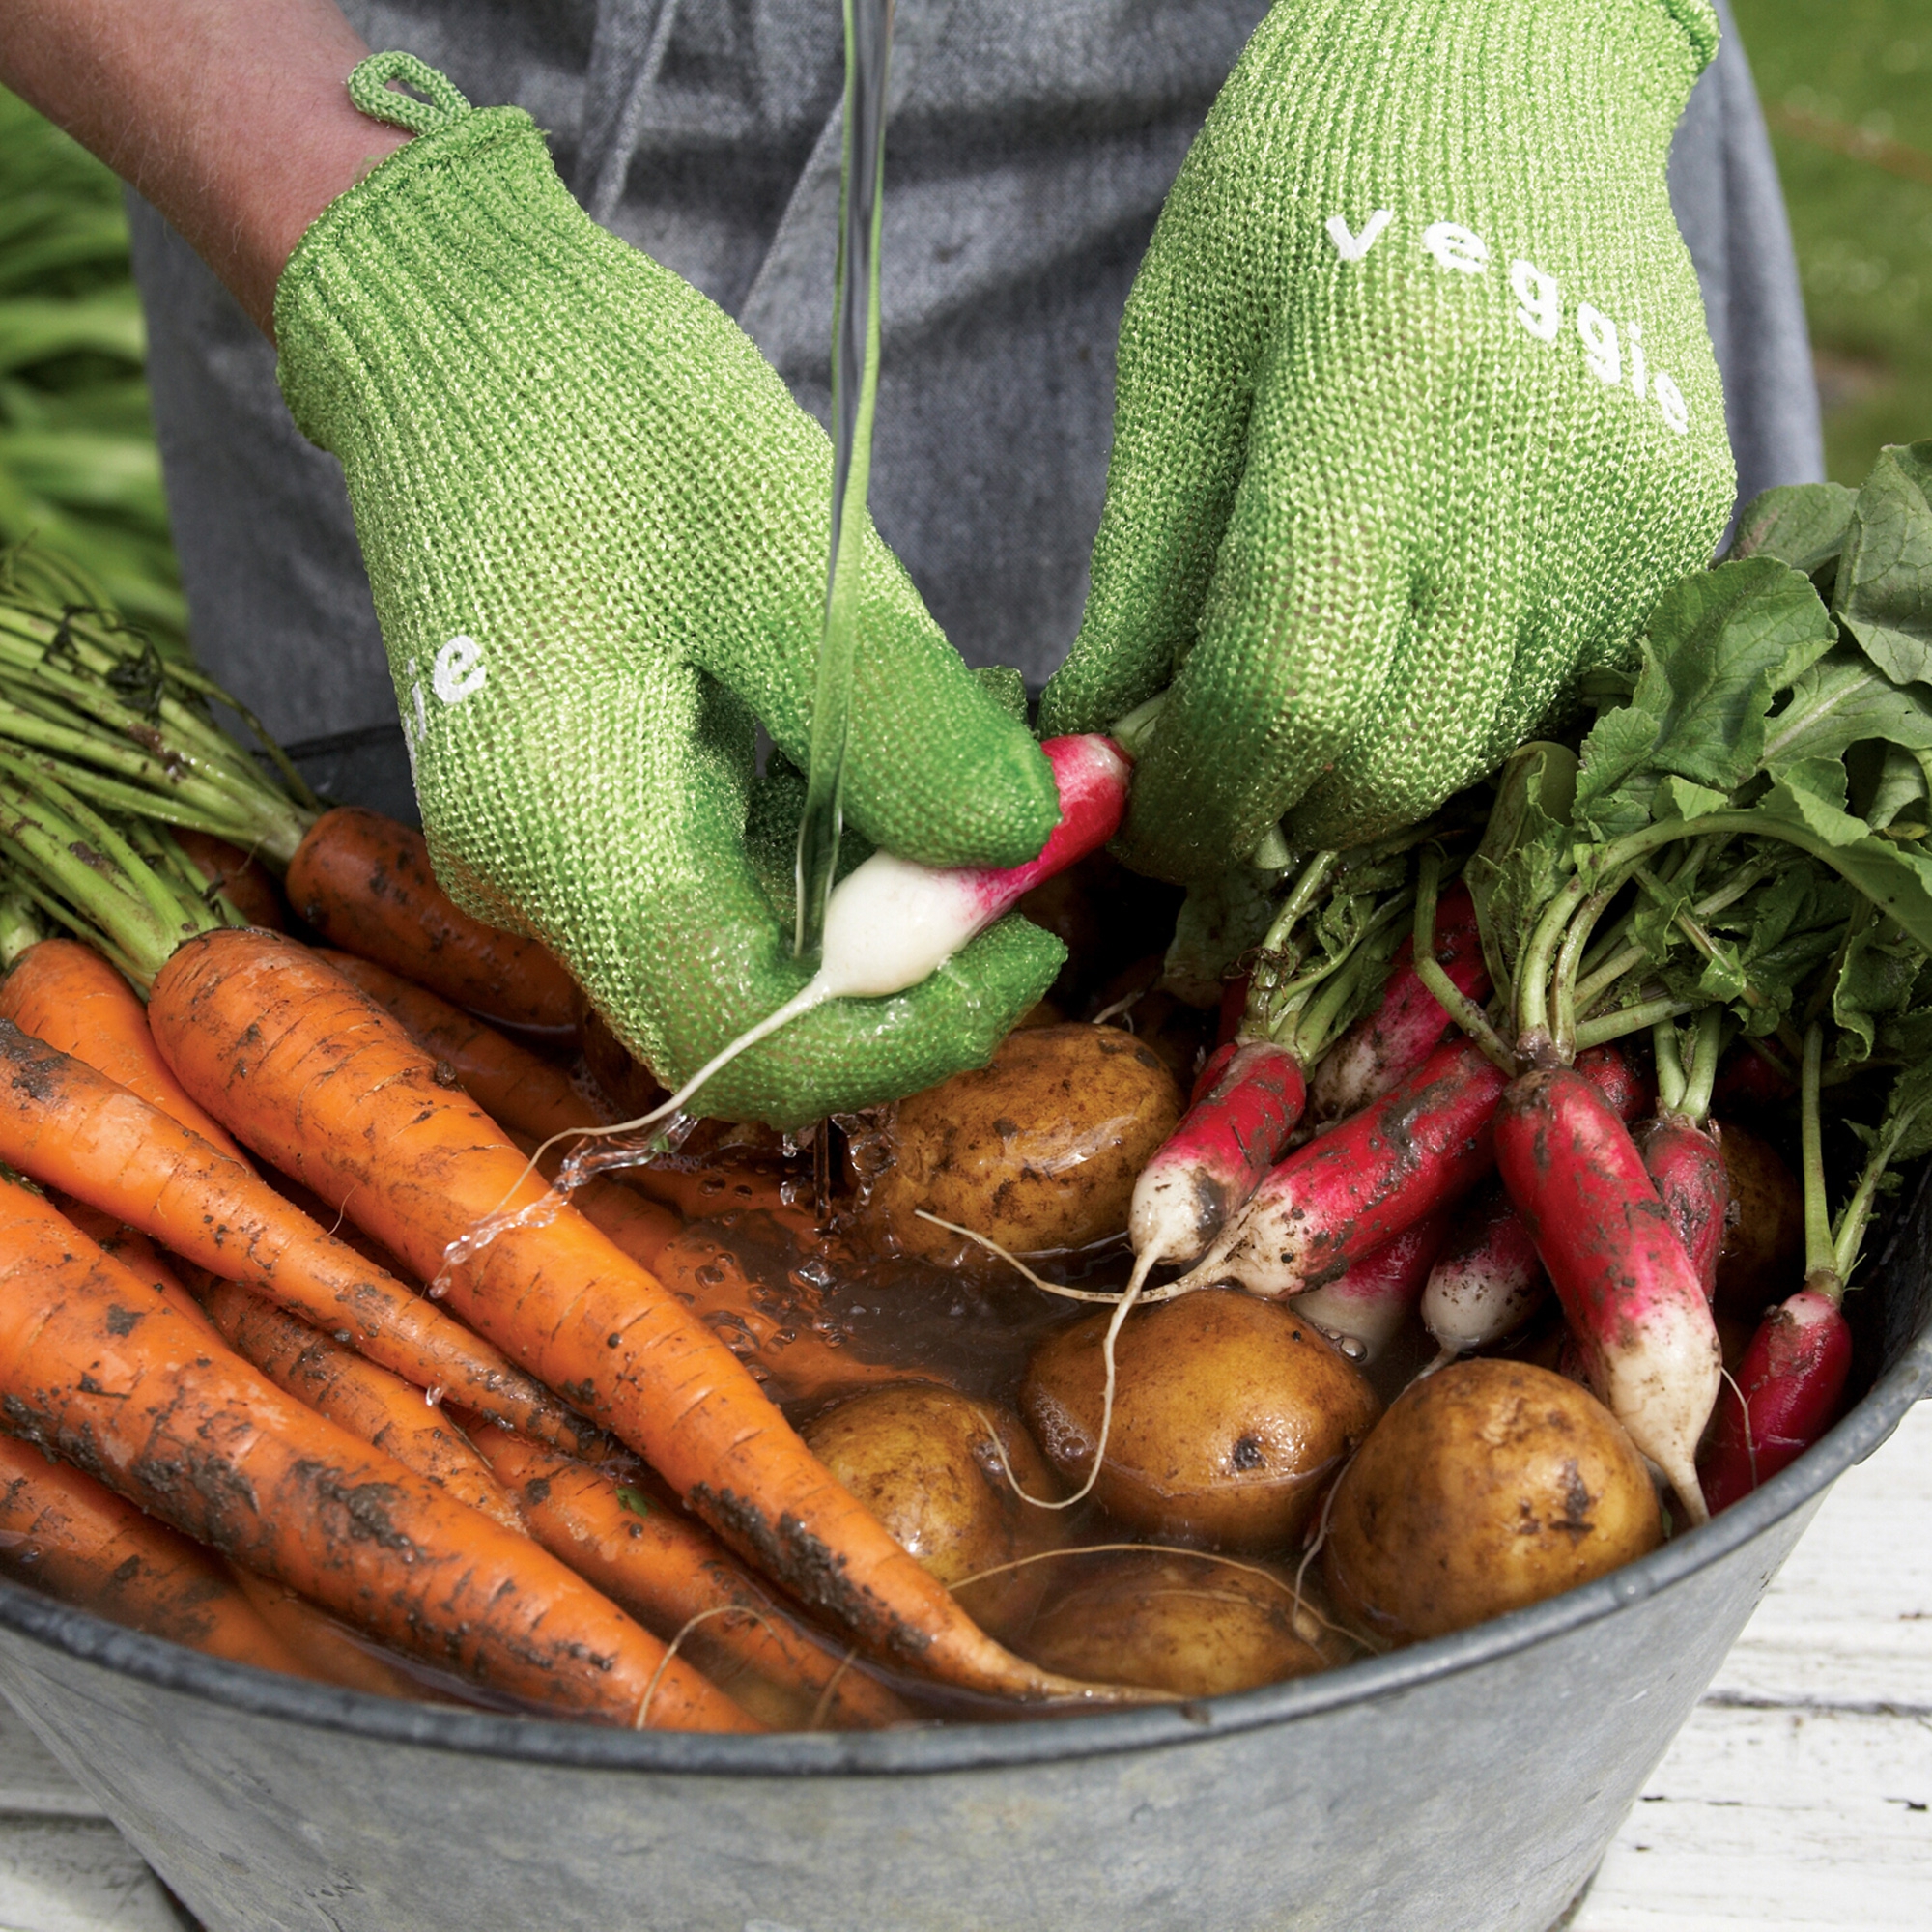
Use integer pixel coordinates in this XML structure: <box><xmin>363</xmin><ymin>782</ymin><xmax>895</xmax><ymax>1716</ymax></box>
<box><xmin>1324</xmin><ymin>210</ymin><xmax>1394</xmax><ymax>263</ymax></box>
<box><xmin>1577</xmin><ymin>304</ymin><xmax>1621</xmax><ymax>385</ymax></box>
<box><xmin>433</xmin><ymin>635</ymin><xmax>487</xmax><ymax>704</ymax></box>
<box><xmin>1423</xmin><ymin>221</ymin><xmax>1488</xmax><ymax>274</ymax></box>
<box><xmin>1510</xmin><ymin>259</ymin><xmax>1561</xmax><ymax>341</ymax></box>
<box><xmin>1626</xmin><ymin>320</ymin><xmax>1648</xmax><ymax>400</ymax></box>
<box><xmin>1652</xmin><ymin>372</ymin><xmax>1690</xmax><ymax>435</ymax></box>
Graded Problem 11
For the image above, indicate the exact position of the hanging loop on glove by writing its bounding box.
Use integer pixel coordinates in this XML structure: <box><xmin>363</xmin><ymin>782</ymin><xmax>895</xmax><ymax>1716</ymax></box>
<box><xmin>348</xmin><ymin>52</ymin><xmax>473</xmax><ymax>136</ymax></box>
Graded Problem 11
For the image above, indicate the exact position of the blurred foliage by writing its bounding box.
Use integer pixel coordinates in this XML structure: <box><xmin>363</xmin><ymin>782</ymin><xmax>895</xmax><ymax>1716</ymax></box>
<box><xmin>0</xmin><ymin>89</ymin><xmax>184</xmax><ymax>655</ymax></box>
<box><xmin>1732</xmin><ymin>1</ymin><xmax>1932</xmax><ymax>487</ymax></box>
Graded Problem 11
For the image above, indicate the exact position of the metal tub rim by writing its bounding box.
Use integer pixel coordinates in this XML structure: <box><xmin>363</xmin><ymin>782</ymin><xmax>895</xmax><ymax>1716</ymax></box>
<box><xmin>1</xmin><ymin>1303</ymin><xmax>1923</xmax><ymax>1784</ymax></box>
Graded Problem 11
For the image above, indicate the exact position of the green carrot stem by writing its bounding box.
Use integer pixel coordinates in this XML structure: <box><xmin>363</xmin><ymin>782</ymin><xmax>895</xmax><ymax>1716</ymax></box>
<box><xmin>2</xmin><ymin>869</ymin><xmax>142</xmax><ymax>986</ymax></box>
<box><xmin>1799</xmin><ymin>1024</ymin><xmax>1834</xmax><ymax>1284</ymax></box>
<box><xmin>1573</xmin><ymin>993</ymin><xmax>1698</xmax><ymax>1051</ymax></box>
<box><xmin>0</xmin><ymin>892</ymin><xmax>41</xmax><ymax>970</ymax></box>
<box><xmin>1679</xmin><ymin>1007</ymin><xmax>1724</xmax><ymax>1124</ymax></box>
<box><xmin>1411</xmin><ymin>847</ymin><xmax>1514</xmax><ymax>1071</ymax></box>
<box><xmin>1652</xmin><ymin>1017</ymin><xmax>1688</xmax><ymax>1114</ymax></box>
<box><xmin>3</xmin><ymin>755</ymin><xmax>188</xmax><ymax>939</ymax></box>
<box><xmin>0</xmin><ymin>820</ymin><xmax>172</xmax><ymax>987</ymax></box>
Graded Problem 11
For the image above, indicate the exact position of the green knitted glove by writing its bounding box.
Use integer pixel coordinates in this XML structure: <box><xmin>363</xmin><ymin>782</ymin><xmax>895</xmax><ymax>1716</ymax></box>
<box><xmin>275</xmin><ymin>55</ymin><xmax>1063</xmax><ymax>1128</ymax></box>
<box><xmin>1041</xmin><ymin>0</ymin><xmax>1736</xmax><ymax>878</ymax></box>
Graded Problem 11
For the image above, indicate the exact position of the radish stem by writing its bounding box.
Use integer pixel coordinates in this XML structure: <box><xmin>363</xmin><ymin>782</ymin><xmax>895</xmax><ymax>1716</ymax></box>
<box><xmin>1680</xmin><ymin>1008</ymin><xmax>1724</xmax><ymax>1122</ymax></box>
<box><xmin>1412</xmin><ymin>849</ymin><xmax>1514</xmax><ymax>1071</ymax></box>
<box><xmin>1800</xmin><ymin>1025</ymin><xmax>1833</xmax><ymax>1283</ymax></box>
<box><xmin>1573</xmin><ymin>994</ymin><xmax>1698</xmax><ymax>1051</ymax></box>
<box><xmin>1653</xmin><ymin>1018</ymin><xmax>1688</xmax><ymax>1115</ymax></box>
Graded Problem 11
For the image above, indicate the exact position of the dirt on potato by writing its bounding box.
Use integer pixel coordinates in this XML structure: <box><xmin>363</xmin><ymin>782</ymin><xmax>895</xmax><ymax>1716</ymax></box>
<box><xmin>858</xmin><ymin>1024</ymin><xmax>1183</xmax><ymax>1261</ymax></box>
<box><xmin>1021</xmin><ymin>1289</ymin><xmax>1381</xmax><ymax>1552</ymax></box>
<box><xmin>1322</xmin><ymin>1358</ymin><xmax>1662</xmax><ymax>1645</ymax></box>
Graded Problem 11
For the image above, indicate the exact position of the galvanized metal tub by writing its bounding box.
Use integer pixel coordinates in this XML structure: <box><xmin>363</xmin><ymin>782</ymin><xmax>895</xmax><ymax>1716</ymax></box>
<box><xmin>0</xmin><ymin>1171</ymin><xmax>1921</xmax><ymax>1932</ymax></box>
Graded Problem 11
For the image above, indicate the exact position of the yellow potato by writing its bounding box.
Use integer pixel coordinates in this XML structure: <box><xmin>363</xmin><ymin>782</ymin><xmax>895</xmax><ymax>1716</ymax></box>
<box><xmin>801</xmin><ymin>1382</ymin><xmax>1065</xmax><ymax>1636</ymax></box>
<box><xmin>1020</xmin><ymin>1289</ymin><xmax>1381</xmax><ymax>1551</ymax></box>
<box><xmin>1322</xmin><ymin>1358</ymin><xmax>1663</xmax><ymax>1645</ymax></box>
<box><xmin>861</xmin><ymin>1024</ymin><xmax>1183</xmax><ymax>1260</ymax></box>
<box><xmin>1014</xmin><ymin>1550</ymin><xmax>1342</xmax><ymax>1697</ymax></box>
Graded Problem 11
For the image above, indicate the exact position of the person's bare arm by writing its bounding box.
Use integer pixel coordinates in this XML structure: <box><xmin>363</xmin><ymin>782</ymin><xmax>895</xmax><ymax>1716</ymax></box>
<box><xmin>0</xmin><ymin>0</ymin><xmax>408</xmax><ymax>336</ymax></box>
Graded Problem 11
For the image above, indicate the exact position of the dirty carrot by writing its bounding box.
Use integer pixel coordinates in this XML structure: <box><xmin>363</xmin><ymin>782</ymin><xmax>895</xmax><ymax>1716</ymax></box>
<box><xmin>319</xmin><ymin>950</ymin><xmax>607</xmax><ymax>1144</ymax></box>
<box><xmin>0</xmin><ymin>1433</ymin><xmax>310</xmax><ymax>1678</ymax></box>
<box><xmin>222</xmin><ymin>1563</ymin><xmax>435</xmax><ymax>1700</ymax></box>
<box><xmin>0</xmin><ymin>1176</ymin><xmax>756</xmax><ymax>1730</ymax></box>
<box><xmin>46</xmin><ymin>1195</ymin><xmax>221</xmax><ymax>1343</ymax></box>
<box><xmin>193</xmin><ymin>1273</ymin><xmax>526</xmax><ymax>1534</ymax></box>
<box><xmin>0</xmin><ymin>1019</ymin><xmax>603</xmax><ymax>1460</ymax></box>
<box><xmin>0</xmin><ymin>937</ymin><xmax>249</xmax><ymax>1161</ymax></box>
<box><xmin>286</xmin><ymin>808</ymin><xmax>577</xmax><ymax>1031</ymax></box>
<box><xmin>467</xmin><ymin>1420</ymin><xmax>909</xmax><ymax>1731</ymax></box>
<box><xmin>173</xmin><ymin>830</ymin><xmax>287</xmax><ymax>932</ymax></box>
<box><xmin>150</xmin><ymin>929</ymin><xmax>1147</xmax><ymax>1705</ymax></box>
<box><xmin>509</xmin><ymin>1131</ymin><xmax>683</xmax><ymax>1271</ymax></box>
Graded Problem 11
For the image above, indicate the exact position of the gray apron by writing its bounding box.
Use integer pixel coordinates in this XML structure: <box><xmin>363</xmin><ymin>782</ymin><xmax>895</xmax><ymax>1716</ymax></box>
<box><xmin>126</xmin><ymin>0</ymin><xmax>1822</xmax><ymax>749</ymax></box>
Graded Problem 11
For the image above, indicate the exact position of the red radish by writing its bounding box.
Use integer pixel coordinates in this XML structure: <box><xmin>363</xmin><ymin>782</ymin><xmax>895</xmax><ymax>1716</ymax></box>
<box><xmin>1420</xmin><ymin>1183</ymin><xmax>1547</xmax><ymax>1358</ymax></box>
<box><xmin>1493</xmin><ymin>1063</ymin><xmax>1720</xmax><ymax>1524</ymax></box>
<box><xmin>1699</xmin><ymin>1287</ymin><xmax>1852</xmax><ymax>1513</ymax></box>
<box><xmin>1128</xmin><ymin>1039</ymin><xmax>1305</xmax><ymax>1278</ymax></box>
<box><xmin>1420</xmin><ymin>1046</ymin><xmax>1644</xmax><ymax>1357</ymax></box>
<box><xmin>1310</xmin><ymin>883</ymin><xmax>1490</xmax><ymax>1123</ymax></box>
<box><xmin>1214</xmin><ymin>974</ymin><xmax>1251</xmax><ymax>1049</ymax></box>
<box><xmin>1190</xmin><ymin>1038</ymin><xmax>1237</xmax><ymax>1108</ymax></box>
<box><xmin>1698</xmin><ymin>1024</ymin><xmax>1901</xmax><ymax>1516</ymax></box>
<box><xmin>1638</xmin><ymin>1118</ymin><xmax>1729</xmax><ymax>1302</ymax></box>
<box><xmin>1290</xmin><ymin>1207</ymin><xmax>1454</xmax><ymax>1361</ymax></box>
<box><xmin>1171</xmin><ymin>1037</ymin><xmax>1512</xmax><ymax>1302</ymax></box>
<box><xmin>1711</xmin><ymin>1039</ymin><xmax>1796</xmax><ymax>1111</ymax></box>
<box><xmin>1634</xmin><ymin>1009</ymin><xmax>1729</xmax><ymax>1304</ymax></box>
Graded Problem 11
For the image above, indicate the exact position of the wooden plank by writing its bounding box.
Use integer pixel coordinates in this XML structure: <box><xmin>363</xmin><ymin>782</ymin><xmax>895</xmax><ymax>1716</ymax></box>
<box><xmin>1577</xmin><ymin>1401</ymin><xmax>1932</xmax><ymax>1929</ymax></box>
<box><xmin>0</xmin><ymin>1818</ymin><xmax>190</xmax><ymax>1932</ymax></box>
<box><xmin>1576</xmin><ymin>1706</ymin><xmax>1932</xmax><ymax>1930</ymax></box>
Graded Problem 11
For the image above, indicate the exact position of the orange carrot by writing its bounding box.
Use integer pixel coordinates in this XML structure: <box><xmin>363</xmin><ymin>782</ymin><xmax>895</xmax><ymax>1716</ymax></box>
<box><xmin>150</xmin><ymin>930</ymin><xmax>1140</xmax><ymax>1705</ymax></box>
<box><xmin>620</xmin><ymin>1156</ymin><xmax>791</xmax><ymax>1223</ymax></box>
<box><xmin>0</xmin><ymin>938</ymin><xmax>248</xmax><ymax>1162</ymax></box>
<box><xmin>222</xmin><ymin>1562</ymin><xmax>436</xmax><ymax>1700</ymax></box>
<box><xmin>193</xmin><ymin>1273</ymin><xmax>526</xmax><ymax>1533</ymax></box>
<box><xmin>174</xmin><ymin>830</ymin><xmax>287</xmax><ymax>932</ymax></box>
<box><xmin>0</xmin><ymin>1177</ymin><xmax>756</xmax><ymax>1730</ymax></box>
<box><xmin>286</xmin><ymin>809</ymin><xmax>576</xmax><ymax>1031</ymax></box>
<box><xmin>319</xmin><ymin>950</ymin><xmax>606</xmax><ymax>1144</ymax></box>
<box><xmin>0</xmin><ymin>1019</ymin><xmax>603</xmax><ymax>1461</ymax></box>
<box><xmin>43</xmin><ymin>1196</ymin><xmax>223</xmax><ymax>1343</ymax></box>
<box><xmin>0</xmin><ymin>1433</ymin><xmax>310</xmax><ymax>1677</ymax></box>
<box><xmin>508</xmin><ymin>1130</ymin><xmax>683</xmax><ymax>1271</ymax></box>
<box><xmin>467</xmin><ymin>1420</ymin><xmax>909</xmax><ymax>1731</ymax></box>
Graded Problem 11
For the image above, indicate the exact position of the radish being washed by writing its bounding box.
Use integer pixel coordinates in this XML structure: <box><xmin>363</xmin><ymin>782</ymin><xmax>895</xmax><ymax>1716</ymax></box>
<box><xmin>572</xmin><ymin>734</ymin><xmax>1133</xmax><ymax>1140</ymax></box>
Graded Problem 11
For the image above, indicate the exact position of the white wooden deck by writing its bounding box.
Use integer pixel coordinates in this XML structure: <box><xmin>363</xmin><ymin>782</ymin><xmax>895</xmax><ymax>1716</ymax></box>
<box><xmin>0</xmin><ymin>1401</ymin><xmax>1923</xmax><ymax>1932</ymax></box>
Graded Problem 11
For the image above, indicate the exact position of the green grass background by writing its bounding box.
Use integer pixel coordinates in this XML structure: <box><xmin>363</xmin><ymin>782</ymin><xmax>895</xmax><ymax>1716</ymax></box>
<box><xmin>1733</xmin><ymin>0</ymin><xmax>1932</xmax><ymax>484</ymax></box>
<box><xmin>3</xmin><ymin>11</ymin><xmax>1927</xmax><ymax>615</ymax></box>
